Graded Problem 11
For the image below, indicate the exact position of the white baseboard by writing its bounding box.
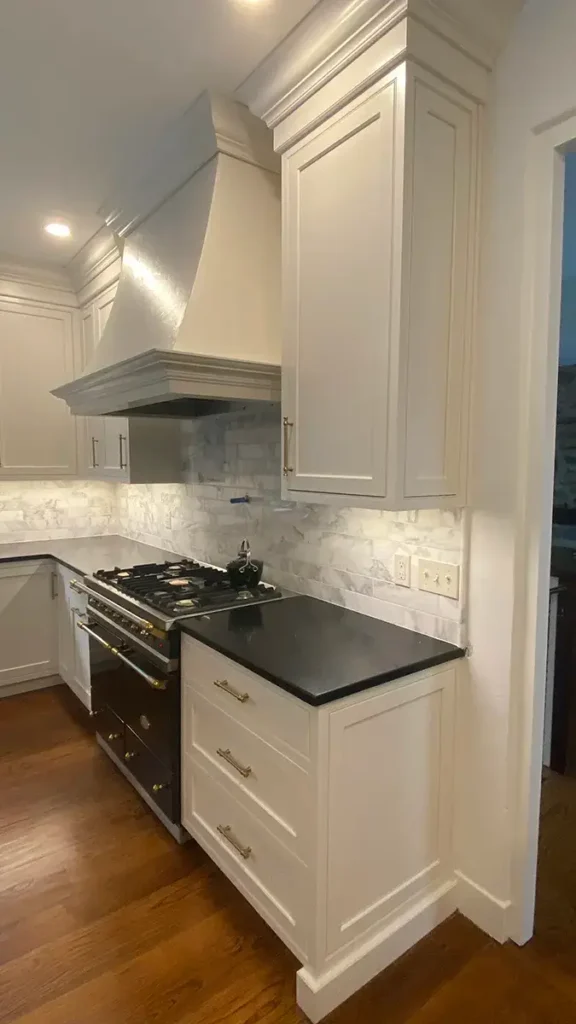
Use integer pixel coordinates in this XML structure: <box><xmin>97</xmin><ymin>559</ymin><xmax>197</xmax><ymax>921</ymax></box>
<box><xmin>296</xmin><ymin>880</ymin><xmax>457</xmax><ymax>1023</ymax></box>
<box><xmin>0</xmin><ymin>674</ymin><xmax>61</xmax><ymax>699</ymax></box>
<box><xmin>455</xmin><ymin>870</ymin><xmax>510</xmax><ymax>943</ymax></box>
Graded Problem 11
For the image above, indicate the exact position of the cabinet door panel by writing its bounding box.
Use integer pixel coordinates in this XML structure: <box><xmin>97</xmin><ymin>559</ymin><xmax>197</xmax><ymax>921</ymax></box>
<box><xmin>0</xmin><ymin>564</ymin><xmax>56</xmax><ymax>688</ymax></box>
<box><xmin>283</xmin><ymin>78</ymin><xmax>400</xmax><ymax>497</ymax></box>
<box><xmin>0</xmin><ymin>302</ymin><xmax>77</xmax><ymax>476</ymax></box>
<box><xmin>94</xmin><ymin>283</ymin><xmax>130</xmax><ymax>478</ymax></box>
<box><xmin>402</xmin><ymin>80</ymin><xmax>473</xmax><ymax>499</ymax></box>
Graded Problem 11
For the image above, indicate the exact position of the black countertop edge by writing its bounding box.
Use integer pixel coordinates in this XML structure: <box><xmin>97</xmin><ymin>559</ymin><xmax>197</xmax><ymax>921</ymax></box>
<box><xmin>0</xmin><ymin>552</ymin><xmax>83</xmax><ymax>574</ymax></box>
<box><xmin>180</xmin><ymin>621</ymin><xmax>465</xmax><ymax>707</ymax></box>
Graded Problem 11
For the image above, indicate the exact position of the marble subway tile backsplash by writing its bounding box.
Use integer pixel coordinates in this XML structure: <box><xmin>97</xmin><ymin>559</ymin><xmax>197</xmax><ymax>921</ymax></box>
<box><xmin>0</xmin><ymin>481</ymin><xmax>116</xmax><ymax>541</ymax></box>
<box><xmin>116</xmin><ymin>406</ymin><xmax>466</xmax><ymax>645</ymax></box>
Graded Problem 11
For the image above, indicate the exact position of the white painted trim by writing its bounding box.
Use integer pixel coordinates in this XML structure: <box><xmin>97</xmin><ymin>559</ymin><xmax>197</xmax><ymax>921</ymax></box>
<box><xmin>0</xmin><ymin>274</ymin><xmax>78</xmax><ymax>309</ymax></box>
<box><xmin>52</xmin><ymin>349</ymin><xmax>281</xmax><ymax>416</ymax></box>
<box><xmin>295</xmin><ymin>879</ymin><xmax>456</xmax><ymax>1023</ymax></box>
<box><xmin>506</xmin><ymin>111</ymin><xmax>576</xmax><ymax>946</ymax></box>
<box><xmin>99</xmin><ymin>93</ymin><xmax>279</xmax><ymax>239</ymax></box>
<box><xmin>455</xmin><ymin>870</ymin><xmax>510</xmax><ymax>943</ymax></box>
<box><xmin>64</xmin><ymin>672</ymin><xmax>91</xmax><ymax>711</ymax></box>
<box><xmin>0</xmin><ymin>258</ymin><xmax>73</xmax><ymax>292</ymax></box>
<box><xmin>66</xmin><ymin>227</ymin><xmax>121</xmax><ymax>303</ymax></box>
<box><xmin>237</xmin><ymin>0</ymin><xmax>519</xmax><ymax>127</ymax></box>
<box><xmin>0</xmin><ymin>675</ymin><xmax>60</xmax><ymax>700</ymax></box>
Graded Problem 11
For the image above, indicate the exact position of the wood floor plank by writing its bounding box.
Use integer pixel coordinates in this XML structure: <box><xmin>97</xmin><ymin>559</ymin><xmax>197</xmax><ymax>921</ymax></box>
<box><xmin>2</xmin><ymin>685</ymin><xmax>576</xmax><ymax>1024</ymax></box>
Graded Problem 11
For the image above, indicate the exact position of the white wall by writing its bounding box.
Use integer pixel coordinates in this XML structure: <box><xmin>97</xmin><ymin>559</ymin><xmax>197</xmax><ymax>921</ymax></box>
<box><xmin>460</xmin><ymin>0</ymin><xmax>576</xmax><ymax>919</ymax></box>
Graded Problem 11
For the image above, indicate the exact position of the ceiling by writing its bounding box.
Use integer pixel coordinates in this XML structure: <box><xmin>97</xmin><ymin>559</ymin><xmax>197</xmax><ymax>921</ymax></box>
<box><xmin>0</xmin><ymin>0</ymin><xmax>319</xmax><ymax>268</ymax></box>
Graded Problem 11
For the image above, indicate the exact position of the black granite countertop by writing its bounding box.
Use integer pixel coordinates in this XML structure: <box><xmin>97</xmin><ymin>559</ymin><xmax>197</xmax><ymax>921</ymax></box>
<box><xmin>0</xmin><ymin>535</ymin><xmax>181</xmax><ymax>577</ymax></box>
<box><xmin>181</xmin><ymin>596</ymin><xmax>465</xmax><ymax>706</ymax></box>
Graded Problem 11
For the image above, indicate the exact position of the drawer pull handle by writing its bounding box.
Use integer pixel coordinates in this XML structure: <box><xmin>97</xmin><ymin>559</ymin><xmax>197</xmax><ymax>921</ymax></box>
<box><xmin>217</xmin><ymin>824</ymin><xmax>252</xmax><ymax>860</ymax></box>
<box><xmin>152</xmin><ymin>783</ymin><xmax>167</xmax><ymax>793</ymax></box>
<box><xmin>213</xmin><ymin>679</ymin><xmax>250</xmax><ymax>703</ymax></box>
<box><xmin>124</xmin><ymin>751</ymin><xmax>136</xmax><ymax>762</ymax></box>
<box><xmin>217</xmin><ymin>747</ymin><xmax>253</xmax><ymax>778</ymax></box>
<box><xmin>107</xmin><ymin>732</ymin><xmax>121</xmax><ymax>742</ymax></box>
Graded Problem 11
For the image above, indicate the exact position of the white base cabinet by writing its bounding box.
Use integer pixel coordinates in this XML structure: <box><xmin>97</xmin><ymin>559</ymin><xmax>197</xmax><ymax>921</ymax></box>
<box><xmin>181</xmin><ymin>634</ymin><xmax>458</xmax><ymax>1022</ymax></box>
<box><xmin>0</xmin><ymin>561</ymin><xmax>57</xmax><ymax>692</ymax></box>
<box><xmin>56</xmin><ymin>564</ymin><xmax>91</xmax><ymax>709</ymax></box>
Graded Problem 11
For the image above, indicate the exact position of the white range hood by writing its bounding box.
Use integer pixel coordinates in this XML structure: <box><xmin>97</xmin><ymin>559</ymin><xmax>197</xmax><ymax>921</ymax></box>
<box><xmin>53</xmin><ymin>93</ymin><xmax>281</xmax><ymax>417</ymax></box>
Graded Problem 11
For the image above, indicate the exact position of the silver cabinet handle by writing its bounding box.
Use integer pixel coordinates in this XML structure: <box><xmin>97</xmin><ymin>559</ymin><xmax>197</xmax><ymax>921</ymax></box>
<box><xmin>76</xmin><ymin>621</ymin><xmax>167</xmax><ymax>690</ymax></box>
<box><xmin>70</xmin><ymin>580</ymin><xmax>155</xmax><ymax>632</ymax></box>
<box><xmin>91</xmin><ymin>436</ymin><xmax>99</xmax><ymax>468</ymax></box>
<box><xmin>283</xmin><ymin>416</ymin><xmax>294</xmax><ymax>476</ymax></box>
<box><xmin>119</xmin><ymin>433</ymin><xmax>127</xmax><ymax>470</ymax></box>
<box><xmin>217</xmin><ymin>747</ymin><xmax>253</xmax><ymax>778</ymax></box>
<box><xmin>213</xmin><ymin>678</ymin><xmax>249</xmax><ymax>703</ymax></box>
<box><xmin>51</xmin><ymin>572</ymin><xmax>58</xmax><ymax>600</ymax></box>
<box><xmin>217</xmin><ymin>824</ymin><xmax>252</xmax><ymax>860</ymax></box>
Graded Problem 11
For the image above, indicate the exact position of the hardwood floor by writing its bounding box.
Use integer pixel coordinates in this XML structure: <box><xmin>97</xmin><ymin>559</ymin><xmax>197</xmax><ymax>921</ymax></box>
<box><xmin>2</xmin><ymin>686</ymin><xmax>576</xmax><ymax>1024</ymax></box>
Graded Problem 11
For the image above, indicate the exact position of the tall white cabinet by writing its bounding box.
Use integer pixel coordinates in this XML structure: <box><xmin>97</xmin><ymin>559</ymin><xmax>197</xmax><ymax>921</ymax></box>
<box><xmin>276</xmin><ymin>61</ymin><xmax>480</xmax><ymax>509</ymax></box>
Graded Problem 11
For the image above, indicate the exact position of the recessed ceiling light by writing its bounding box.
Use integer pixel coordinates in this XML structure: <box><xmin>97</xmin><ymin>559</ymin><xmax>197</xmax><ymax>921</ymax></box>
<box><xmin>44</xmin><ymin>221</ymin><xmax>71</xmax><ymax>239</ymax></box>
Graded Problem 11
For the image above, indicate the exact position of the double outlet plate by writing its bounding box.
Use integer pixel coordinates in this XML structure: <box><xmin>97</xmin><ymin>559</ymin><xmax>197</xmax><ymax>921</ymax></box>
<box><xmin>394</xmin><ymin>555</ymin><xmax>459</xmax><ymax>600</ymax></box>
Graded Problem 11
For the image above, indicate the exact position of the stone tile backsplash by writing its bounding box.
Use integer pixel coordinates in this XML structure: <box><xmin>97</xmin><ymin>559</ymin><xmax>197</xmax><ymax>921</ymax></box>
<box><xmin>116</xmin><ymin>406</ymin><xmax>466</xmax><ymax>645</ymax></box>
<box><xmin>0</xmin><ymin>409</ymin><xmax>466</xmax><ymax>644</ymax></box>
<box><xmin>0</xmin><ymin>481</ymin><xmax>116</xmax><ymax>541</ymax></box>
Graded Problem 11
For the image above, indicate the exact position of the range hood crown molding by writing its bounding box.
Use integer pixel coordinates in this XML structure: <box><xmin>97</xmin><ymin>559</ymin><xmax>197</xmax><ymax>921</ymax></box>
<box><xmin>99</xmin><ymin>91</ymin><xmax>280</xmax><ymax>239</ymax></box>
<box><xmin>52</xmin><ymin>349</ymin><xmax>281</xmax><ymax>418</ymax></box>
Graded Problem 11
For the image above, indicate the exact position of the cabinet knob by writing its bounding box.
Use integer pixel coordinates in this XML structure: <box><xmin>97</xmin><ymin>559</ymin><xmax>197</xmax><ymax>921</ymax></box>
<box><xmin>124</xmin><ymin>750</ymin><xmax>136</xmax><ymax>761</ymax></box>
<box><xmin>107</xmin><ymin>732</ymin><xmax>121</xmax><ymax>742</ymax></box>
<box><xmin>152</xmin><ymin>783</ymin><xmax>167</xmax><ymax>793</ymax></box>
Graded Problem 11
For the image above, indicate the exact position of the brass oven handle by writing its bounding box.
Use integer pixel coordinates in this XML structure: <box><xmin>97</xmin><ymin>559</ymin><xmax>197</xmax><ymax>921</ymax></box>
<box><xmin>77</xmin><ymin>621</ymin><xmax>167</xmax><ymax>691</ymax></box>
<box><xmin>283</xmin><ymin>416</ymin><xmax>294</xmax><ymax>477</ymax></box>
<box><xmin>217</xmin><ymin>747</ymin><xmax>253</xmax><ymax>779</ymax></box>
<box><xmin>217</xmin><ymin>824</ymin><xmax>252</xmax><ymax>860</ymax></box>
<box><xmin>213</xmin><ymin>679</ymin><xmax>250</xmax><ymax>703</ymax></box>
<box><xmin>70</xmin><ymin>580</ymin><xmax>155</xmax><ymax>632</ymax></box>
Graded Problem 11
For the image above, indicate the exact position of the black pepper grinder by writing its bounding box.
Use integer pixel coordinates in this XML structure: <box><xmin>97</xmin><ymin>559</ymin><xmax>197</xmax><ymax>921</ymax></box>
<box><xmin>226</xmin><ymin>539</ymin><xmax>264</xmax><ymax>590</ymax></box>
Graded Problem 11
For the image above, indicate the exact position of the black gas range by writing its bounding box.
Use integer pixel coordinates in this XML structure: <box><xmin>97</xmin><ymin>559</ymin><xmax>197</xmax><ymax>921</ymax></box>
<box><xmin>71</xmin><ymin>555</ymin><xmax>287</xmax><ymax>841</ymax></box>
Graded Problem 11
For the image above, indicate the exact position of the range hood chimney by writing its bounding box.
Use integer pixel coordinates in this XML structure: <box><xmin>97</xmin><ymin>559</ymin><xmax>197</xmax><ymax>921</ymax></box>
<box><xmin>53</xmin><ymin>93</ymin><xmax>281</xmax><ymax>417</ymax></box>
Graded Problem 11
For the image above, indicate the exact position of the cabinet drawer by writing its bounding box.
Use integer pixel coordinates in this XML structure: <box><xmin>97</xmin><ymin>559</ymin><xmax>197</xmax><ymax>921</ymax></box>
<box><xmin>95</xmin><ymin>704</ymin><xmax>124</xmax><ymax>760</ymax></box>
<box><xmin>183</xmin><ymin>756</ymin><xmax>310</xmax><ymax>957</ymax></box>
<box><xmin>182</xmin><ymin>634</ymin><xmax>310</xmax><ymax>760</ymax></box>
<box><xmin>124</xmin><ymin>727</ymin><xmax>174</xmax><ymax>820</ymax></box>
<box><xmin>184</xmin><ymin>690</ymin><xmax>312</xmax><ymax>860</ymax></box>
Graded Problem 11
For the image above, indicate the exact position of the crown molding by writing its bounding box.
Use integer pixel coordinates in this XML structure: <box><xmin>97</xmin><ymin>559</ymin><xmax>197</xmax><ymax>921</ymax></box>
<box><xmin>99</xmin><ymin>92</ymin><xmax>279</xmax><ymax>239</ymax></box>
<box><xmin>52</xmin><ymin>348</ymin><xmax>281</xmax><ymax>417</ymax></box>
<box><xmin>66</xmin><ymin>226</ymin><xmax>121</xmax><ymax>302</ymax></box>
<box><xmin>237</xmin><ymin>0</ymin><xmax>521</xmax><ymax>128</ymax></box>
<box><xmin>0</xmin><ymin>257</ymin><xmax>78</xmax><ymax>308</ymax></box>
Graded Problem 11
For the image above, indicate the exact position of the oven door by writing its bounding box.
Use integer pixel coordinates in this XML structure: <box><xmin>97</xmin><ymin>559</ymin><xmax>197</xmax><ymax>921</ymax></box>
<box><xmin>80</xmin><ymin>617</ymin><xmax>180</xmax><ymax>818</ymax></box>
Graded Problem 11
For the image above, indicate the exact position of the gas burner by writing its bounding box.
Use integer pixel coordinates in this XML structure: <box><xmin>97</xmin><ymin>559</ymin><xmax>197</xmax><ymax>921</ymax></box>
<box><xmin>92</xmin><ymin>558</ymin><xmax>281</xmax><ymax>618</ymax></box>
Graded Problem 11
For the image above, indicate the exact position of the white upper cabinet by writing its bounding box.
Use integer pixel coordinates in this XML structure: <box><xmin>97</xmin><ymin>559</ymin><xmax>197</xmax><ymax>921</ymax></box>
<box><xmin>281</xmin><ymin>63</ymin><xmax>478</xmax><ymax>509</ymax></box>
<box><xmin>81</xmin><ymin>281</ymin><xmax>182</xmax><ymax>483</ymax></box>
<box><xmin>0</xmin><ymin>299</ymin><xmax>78</xmax><ymax>478</ymax></box>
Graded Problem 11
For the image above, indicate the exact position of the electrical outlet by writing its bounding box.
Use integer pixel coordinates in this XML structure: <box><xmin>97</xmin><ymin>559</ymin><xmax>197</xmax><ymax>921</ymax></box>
<box><xmin>418</xmin><ymin>559</ymin><xmax>460</xmax><ymax>600</ymax></box>
<box><xmin>394</xmin><ymin>554</ymin><xmax>411</xmax><ymax>588</ymax></box>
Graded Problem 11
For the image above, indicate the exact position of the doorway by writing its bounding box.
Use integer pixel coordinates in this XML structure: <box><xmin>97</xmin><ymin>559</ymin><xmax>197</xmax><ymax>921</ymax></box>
<box><xmin>513</xmin><ymin>119</ymin><xmax>576</xmax><ymax>947</ymax></box>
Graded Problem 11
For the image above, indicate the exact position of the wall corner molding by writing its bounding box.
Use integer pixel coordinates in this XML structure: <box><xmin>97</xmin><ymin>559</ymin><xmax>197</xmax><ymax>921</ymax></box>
<box><xmin>66</xmin><ymin>227</ymin><xmax>121</xmax><ymax>305</ymax></box>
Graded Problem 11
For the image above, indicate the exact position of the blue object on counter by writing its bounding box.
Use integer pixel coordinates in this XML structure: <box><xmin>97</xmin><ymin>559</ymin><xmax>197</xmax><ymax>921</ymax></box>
<box><xmin>230</xmin><ymin>495</ymin><xmax>251</xmax><ymax>504</ymax></box>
